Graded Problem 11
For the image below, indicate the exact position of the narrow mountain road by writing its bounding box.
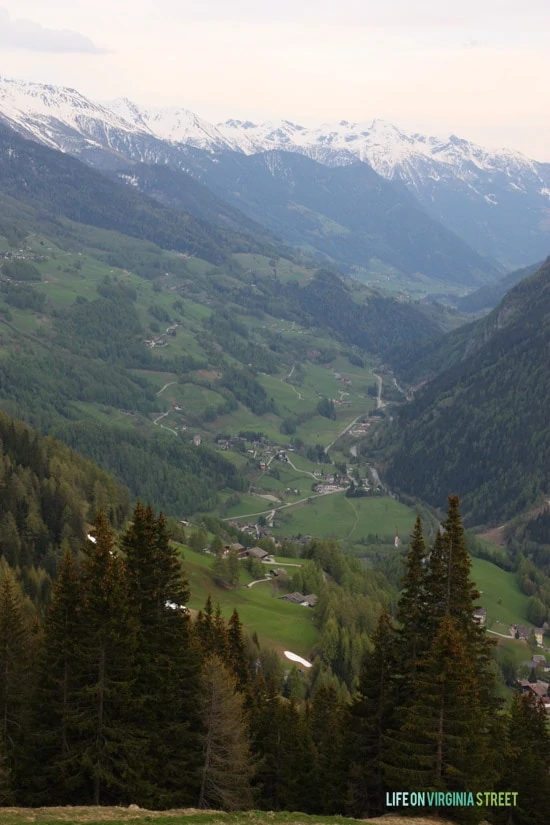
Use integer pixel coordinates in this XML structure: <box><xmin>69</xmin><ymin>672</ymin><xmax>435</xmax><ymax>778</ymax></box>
<box><xmin>247</xmin><ymin>578</ymin><xmax>271</xmax><ymax>588</ymax></box>
<box><xmin>153</xmin><ymin>411</ymin><xmax>178</xmax><ymax>437</ymax></box>
<box><xmin>221</xmin><ymin>487</ymin><xmax>344</xmax><ymax>522</ymax></box>
<box><xmin>156</xmin><ymin>381</ymin><xmax>177</xmax><ymax>396</ymax></box>
<box><xmin>281</xmin><ymin>364</ymin><xmax>303</xmax><ymax>400</ymax></box>
<box><xmin>372</xmin><ymin>372</ymin><xmax>385</xmax><ymax>409</ymax></box>
<box><xmin>285</xmin><ymin>457</ymin><xmax>318</xmax><ymax>479</ymax></box>
<box><xmin>324</xmin><ymin>416</ymin><xmax>361</xmax><ymax>454</ymax></box>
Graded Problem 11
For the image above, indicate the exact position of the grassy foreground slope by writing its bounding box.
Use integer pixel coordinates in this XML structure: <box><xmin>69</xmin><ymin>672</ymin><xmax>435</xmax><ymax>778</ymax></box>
<box><xmin>0</xmin><ymin>807</ymin><xmax>458</xmax><ymax>825</ymax></box>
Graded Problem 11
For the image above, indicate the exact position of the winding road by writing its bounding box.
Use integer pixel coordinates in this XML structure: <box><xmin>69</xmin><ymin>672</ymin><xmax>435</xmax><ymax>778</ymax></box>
<box><xmin>153</xmin><ymin>411</ymin><xmax>178</xmax><ymax>437</ymax></box>
<box><xmin>221</xmin><ymin>486</ymin><xmax>344</xmax><ymax>522</ymax></box>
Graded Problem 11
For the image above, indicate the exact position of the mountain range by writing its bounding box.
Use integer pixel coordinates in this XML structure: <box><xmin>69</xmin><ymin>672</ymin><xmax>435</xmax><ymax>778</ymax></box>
<box><xmin>1</xmin><ymin>76</ymin><xmax>548</xmax><ymax>277</ymax></box>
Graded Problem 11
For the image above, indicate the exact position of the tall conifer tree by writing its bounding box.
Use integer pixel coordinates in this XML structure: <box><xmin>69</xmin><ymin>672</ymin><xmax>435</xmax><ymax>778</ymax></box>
<box><xmin>28</xmin><ymin>550</ymin><xmax>81</xmax><ymax>804</ymax></box>
<box><xmin>68</xmin><ymin>513</ymin><xmax>142</xmax><ymax>805</ymax></box>
<box><xmin>122</xmin><ymin>503</ymin><xmax>203</xmax><ymax>808</ymax></box>
<box><xmin>495</xmin><ymin>692</ymin><xmax>550</xmax><ymax>825</ymax></box>
<box><xmin>347</xmin><ymin>610</ymin><xmax>396</xmax><ymax>818</ymax></box>
<box><xmin>0</xmin><ymin>570</ymin><xmax>29</xmax><ymax>798</ymax></box>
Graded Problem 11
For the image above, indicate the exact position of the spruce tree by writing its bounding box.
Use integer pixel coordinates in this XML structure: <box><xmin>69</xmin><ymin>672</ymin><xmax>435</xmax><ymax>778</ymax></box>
<box><xmin>347</xmin><ymin>610</ymin><xmax>396</xmax><ymax>818</ymax></box>
<box><xmin>309</xmin><ymin>685</ymin><xmax>347</xmax><ymax>814</ymax></box>
<box><xmin>227</xmin><ymin>609</ymin><xmax>250</xmax><ymax>693</ymax></box>
<box><xmin>68</xmin><ymin>513</ymin><xmax>142</xmax><ymax>805</ymax></box>
<box><xmin>495</xmin><ymin>691</ymin><xmax>550</xmax><ymax>825</ymax></box>
<box><xmin>28</xmin><ymin>550</ymin><xmax>81</xmax><ymax>804</ymax></box>
<box><xmin>122</xmin><ymin>503</ymin><xmax>203</xmax><ymax>808</ymax></box>
<box><xmin>396</xmin><ymin>515</ymin><xmax>428</xmax><ymax>670</ymax></box>
<box><xmin>0</xmin><ymin>569</ymin><xmax>30</xmax><ymax>789</ymax></box>
<box><xmin>384</xmin><ymin>616</ymin><xmax>490</xmax><ymax>824</ymax></box>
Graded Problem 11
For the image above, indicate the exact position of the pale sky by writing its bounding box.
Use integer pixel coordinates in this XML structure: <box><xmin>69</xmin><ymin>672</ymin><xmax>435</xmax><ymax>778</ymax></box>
<box><xmin>1</xmin><ymin>0</ymin><xmax>549</xmax><ymax>160</ymax></box>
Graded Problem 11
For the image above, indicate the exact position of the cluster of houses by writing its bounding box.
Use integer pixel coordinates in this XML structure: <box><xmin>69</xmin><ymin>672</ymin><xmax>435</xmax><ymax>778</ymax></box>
<box><xmin>510</xmin><ymin>624</ymin><xmax>546</xmax><ymax>646</ymax></box>
<box><xmin>332</xmin><ymin>370</ymin><xmax>352</xmax><ymax>386</ymax></box>
<box><xmin>222</xmin><ymin>543</ymin><xmax>275</xmax><ymax>563</ymax></box>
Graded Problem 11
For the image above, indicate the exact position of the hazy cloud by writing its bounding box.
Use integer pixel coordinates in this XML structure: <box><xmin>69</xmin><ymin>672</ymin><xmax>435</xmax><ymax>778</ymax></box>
<box><xmin>0</xmin><ymin>7</ymin><xmax>107</xmax><ymax>53</ymax></box>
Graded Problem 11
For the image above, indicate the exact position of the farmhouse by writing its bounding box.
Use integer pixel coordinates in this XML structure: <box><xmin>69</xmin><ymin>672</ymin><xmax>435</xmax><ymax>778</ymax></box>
<box><xmin>239</xmin><ymin>546</ymin><xmax>272</xmax><ymax>561</ymax></box>
<box><xmin>223</xmin><ymin>542</ymin><xmax>245</xmax><ymax>555</ymax></box>
<box><xmin>534</xmin><ymin>627</ymin><xmax>545</xmax><ymax>646</ymax></box>
<box><xmin>510</xmin><ymin>624</ymin><xmax>531</xmax><ymax>641</ymax></box>
<box><xmin>279</xmin><ymin>592</ymin><xmax>318</xmax><ymax>608</ymax></box>
<box><xmin>473</xmin><ymin>608</ymin><xmax>487</xmax><ymax>626</ymax></box>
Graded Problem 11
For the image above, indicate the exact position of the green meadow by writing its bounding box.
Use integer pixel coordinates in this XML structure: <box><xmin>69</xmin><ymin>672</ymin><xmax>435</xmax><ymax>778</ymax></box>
<box><xmin>469</xmin><ymin>556</ymin><xmax>530</xmax><ymax>630</ymax></box>
<box><xmin>178</xmin><ymin>546</ymin><xmax>318</xmax><ymax>657</ymax></box>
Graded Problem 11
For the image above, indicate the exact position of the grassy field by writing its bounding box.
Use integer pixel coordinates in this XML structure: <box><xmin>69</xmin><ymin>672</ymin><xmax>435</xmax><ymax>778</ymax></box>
<box><xmin>179</xmin><ymin>546</ymin><xmax>318</xmax><ymax>657</ymax></box>
<box><xmin>469</xmin><ymin>556</ymin><xmax>530</xmax><ymax>630</ymax></box>
<box><xmin>272</xmin><ymin>494</ymin><xmax>416</xmax><ymax>541</ymax></box>
<box><xmin>0</xmin><ymin>807</ymin><xmax>456</xmax><ymax>825</ymax></box>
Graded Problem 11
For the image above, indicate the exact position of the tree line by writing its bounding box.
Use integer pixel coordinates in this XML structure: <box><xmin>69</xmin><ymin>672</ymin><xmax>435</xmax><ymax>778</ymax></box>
<box><xmin>1</xmin><ymin>497</ymin><xmax>548</xmax><ymax>822</ymax></box>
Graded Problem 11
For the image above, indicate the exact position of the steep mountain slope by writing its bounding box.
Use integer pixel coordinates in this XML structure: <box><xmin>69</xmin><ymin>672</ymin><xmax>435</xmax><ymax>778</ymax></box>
<box><xmin>107</xmin><ymin>162</ymin><xmax>281</xmax><ymax>242</ymax></box>
<box><xmin>2</xmin><ymin>76</ymin><xmax>548</xmax><ymax>269</ymax></box>
<box><xmin>456</xmin><ymin>261</ymin><xmax>543</xmax><ymax>314</ymax></box>
<box><xmin>0</xmin><ymin>122</ymin><xmax>276</xmax><ymax>263</ymax></box>
<box><xmin>0</xmin><ymin>77</ymin><xmax>500</xmax><ymax>287</ymax></box>
<box><xmin>387</xmin><ymin>258</ymin><xmax>550</xmax><ymax>525</ymax></box>
<box><xmin>218</xmin><ymin>118</ymin><xmax>550</xmax><ymax>269</ymax></box>
<box><xmin>167</xmin><ymin>149</ymin><xmax>498</xmax><ymax>286</ymax></box>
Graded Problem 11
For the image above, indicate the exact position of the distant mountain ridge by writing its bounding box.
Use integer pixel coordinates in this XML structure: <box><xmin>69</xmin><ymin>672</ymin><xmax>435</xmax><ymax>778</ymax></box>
<box><xmin>158</xmin><ymin>148</ymin><xmax>498</xmax><ymax>286</ymax></box>
<box><xmin>1</xmin><ymin>75</ymin><xmax>548</xmax><ymax>270</ymax></box>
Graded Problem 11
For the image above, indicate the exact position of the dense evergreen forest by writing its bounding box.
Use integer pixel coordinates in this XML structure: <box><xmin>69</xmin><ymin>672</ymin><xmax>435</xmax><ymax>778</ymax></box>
<box><xmin>387</xmin><ymin>258</ymin><xmax>550</xmax><ymax>525</ymax></box>
<box><xmin>1</xmin><ymin>478</ymin><xmax>548</xmax><ymax>822</ymax></box>
<box><xmin>0</xmin><ymin>411</ymin><xmax>131</xmax><ymax>608</ymax></box>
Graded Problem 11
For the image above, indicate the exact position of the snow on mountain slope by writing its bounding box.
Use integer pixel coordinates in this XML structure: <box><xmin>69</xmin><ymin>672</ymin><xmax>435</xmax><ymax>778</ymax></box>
<box><xmin>106</xmin><ymin>98</ymin><xmax>235</xmax><ymax>151</ymax></box>
<box><xmin>0</xmin><ymin>75</ymin><xmax>144</xmax><ymax>151</ymax></box>
<box><xmin>1</xmin><ymin>75</ymin><xmax>548</xmax><ymax>267</ymax></box>
<box><xmin>216</xmin><ymin>117</ymin><xmax>550</xmax><ymax>266</ymax></box>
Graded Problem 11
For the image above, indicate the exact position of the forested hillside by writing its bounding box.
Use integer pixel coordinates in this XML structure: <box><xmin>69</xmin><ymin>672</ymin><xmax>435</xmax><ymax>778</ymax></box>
<box><xmin>456</xmin><ymin>261</ymin><xmax>543</xmax><ymax>314</ymax></box>
<box><xmin>0</xmin><ymin>411</ymin><xmax>131</xmax><ymax>606</ymax></box>
<box><xmin>0</xmin><ymin>122</ymin><xmax>278</xmax><ymax>264</ymax></box>
<box><xmin>387</xmin><ymin>258</ymin><xmax>550</xmax><ymax>525</ymax></box>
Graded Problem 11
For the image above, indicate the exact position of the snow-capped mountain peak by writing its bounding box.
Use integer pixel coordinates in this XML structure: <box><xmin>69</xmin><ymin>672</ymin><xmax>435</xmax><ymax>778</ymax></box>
<box><xmin>0</xmin><ymin>75</ymin><xmax>143</xmax><ymax>149</ymax></box>
<box><xmin>0</xmin><ymin>74</ymin><xmax>548</xmax><ymax>267</ymax></box>
<box><xmin>105</xmin><ymin>98</ymin><xmax>235</xmax><ymax>151</ymax></box>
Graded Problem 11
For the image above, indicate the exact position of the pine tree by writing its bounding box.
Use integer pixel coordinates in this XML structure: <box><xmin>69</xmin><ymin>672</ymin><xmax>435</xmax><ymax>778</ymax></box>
<box><xmin>196</xmin><ymin>595</ymin><xmax>215</xmax><ymax>654</ymax></box>
<box><xmin>28</xmin><ymin>550</ymin><xmax>81</xmax><ymax>804</ymax></box>
<box><xmin>495</xmin><ymin>692</ymin><xmax>550</xmax><ymax>825</ymax></box>
<box><xmin>67</xmin><ymin>512</ymin><xmax>142</xmax><ymax>805</ymax></box>
<box><xmin>198</xmin><ymin>656</ymin><xmax>254</xmax><ymax>811</ymax></box>
<box><xmin>122</xmin><ymin>503</ymin><xmax>203</xmax><ymax>808</ymax></box>
<box><xmin>309</xmin><ymin>685</ymin><xmax>347</xmax><ymax>814</ymax></box>
<box><xmin>347</xmin><ymin>610</ymin><xmax>396</xmax><ymax>818</ymax></box>
<box><xmin>396</xmin><ymin>515</ymin><xmax>428</xmax><ymax>671</ymax></box>
<box><xmin>0</xmin><ymin>569</ymin><xmax>30</xmax><ymax>788</ymax></box>
<box><xmin>227</xmin><ymin>609</ymin><xmax>250</xmax><ymax>693</ymax></box>
<box><xmin>384</xmin><ymin>616</ymin><xmax>490</xmax><ymax>824</ymax></box>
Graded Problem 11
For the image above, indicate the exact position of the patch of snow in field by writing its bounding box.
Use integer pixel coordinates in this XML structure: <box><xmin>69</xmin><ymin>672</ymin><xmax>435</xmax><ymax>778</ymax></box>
<box><xmin>284</xmin><ymin>651</ymin><xmax>312</xmax><ymax>668</ymax></box>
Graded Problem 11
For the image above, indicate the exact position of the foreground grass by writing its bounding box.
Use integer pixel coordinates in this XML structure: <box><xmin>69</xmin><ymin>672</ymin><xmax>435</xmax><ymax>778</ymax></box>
<box><xmin>0</xmin><ymin>807</ymin><xmax>456</xmax><ymax>825</ymax></box>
